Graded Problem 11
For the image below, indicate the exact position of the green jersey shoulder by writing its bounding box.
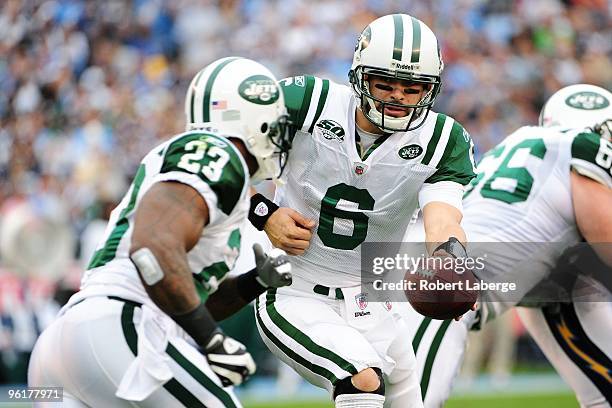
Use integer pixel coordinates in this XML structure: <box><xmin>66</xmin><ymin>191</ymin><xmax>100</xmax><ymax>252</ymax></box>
<box><xmin>423</xmin><ymin>113</ymin><xmax>477</xmax><ymax>186</ymax></box>
<box><xmin>280</xmin><ymin>75</ymin><xmax>342</xmax><ymax>134</ymax></box>
<box><xmin>160</xmin><ymin>131</ymin><xmax>248</xmax><ymax>215</ymax></box>
<box><xmin>571</xmin><ymin>131</ymin><xmax>612</xmax><ymax>188</ymax></box>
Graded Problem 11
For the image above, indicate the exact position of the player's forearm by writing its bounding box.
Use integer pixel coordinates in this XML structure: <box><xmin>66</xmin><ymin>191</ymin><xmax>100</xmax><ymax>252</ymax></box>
<box><xmin>422</xmin><ymin>202</ymin><xmax>466</xmax><ymax>254</ymax></box>
<box><xmin>206</xmin><ymin>277</ymin><xmax>248</xmax><ymax>321</ymax></box>
<box><xmin>131</xmin><ymin>236</ymin><xmax>201</xmax><ymax>315</ymax></box>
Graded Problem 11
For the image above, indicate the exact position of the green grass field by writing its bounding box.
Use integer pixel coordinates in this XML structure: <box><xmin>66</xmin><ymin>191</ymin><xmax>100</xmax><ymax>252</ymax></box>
<box><xmin>246</xmin><ymin>393</ymin><xmax>578</xmax><ymax>408</ymax></box>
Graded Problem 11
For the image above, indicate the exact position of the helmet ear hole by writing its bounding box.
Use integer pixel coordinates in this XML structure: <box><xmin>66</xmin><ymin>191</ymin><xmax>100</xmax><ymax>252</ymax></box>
<box><xmin>260</xmin><ymin>123</ymin><xmax>269</xmax><ymax>134</ymax></box>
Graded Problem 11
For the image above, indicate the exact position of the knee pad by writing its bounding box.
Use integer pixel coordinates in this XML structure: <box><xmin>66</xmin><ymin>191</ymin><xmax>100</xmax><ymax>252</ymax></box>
<box><xmin>333</xmin><ymin>368</ymin><xmax>385</xmax><ymax>399</ymax></box>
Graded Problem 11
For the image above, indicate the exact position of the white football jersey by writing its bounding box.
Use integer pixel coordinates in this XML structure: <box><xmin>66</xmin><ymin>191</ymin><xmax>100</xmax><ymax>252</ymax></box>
<box><xmin>71</xmin><ymin>130</ymin><xmax>250</xmax><ymax>308</ymax></box>
<box><xmin>462</xmin><ymin>125</ymin><xmax>612</xmax><ymax>320</ymax></box>
<box><xmin>277</xmin><ymin>75</ymin><xmax>475</xmax><ymax>286</ymax></box>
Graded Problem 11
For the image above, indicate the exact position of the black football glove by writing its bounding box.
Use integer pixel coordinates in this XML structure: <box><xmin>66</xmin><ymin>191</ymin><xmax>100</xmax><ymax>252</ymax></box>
<box><xmin>203</xmin><ymin>330</ymin><xmax>256</xmax><ymax>387</ymax></box>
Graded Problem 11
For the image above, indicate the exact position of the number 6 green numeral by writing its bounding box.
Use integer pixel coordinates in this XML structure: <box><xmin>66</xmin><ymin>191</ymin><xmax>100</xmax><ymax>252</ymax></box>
<box><xmin>318</xmin><ymin>183</ymin><xmax>375</xmax><ymax>250</ymax></box>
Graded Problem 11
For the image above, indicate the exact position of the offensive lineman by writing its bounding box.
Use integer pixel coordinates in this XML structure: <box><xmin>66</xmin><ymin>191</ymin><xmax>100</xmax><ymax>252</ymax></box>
<box><xmin>28</xmin><ymin>57</ymin><xmax>294</xmax><ymax>407</ymax></box>
<box><xmin>402</xmin><ymin>84</ymin><xmax>612</xmax><ymax>407</ymax></box>
<box><xmin>245</xmin><ymin>14</ymin><xmax>476</xmax><ymax>408</ymax></box>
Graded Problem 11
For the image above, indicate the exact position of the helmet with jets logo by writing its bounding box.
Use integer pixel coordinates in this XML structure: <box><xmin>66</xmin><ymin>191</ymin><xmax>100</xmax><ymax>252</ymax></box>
<box><xmin>349</xmin><ymin>14</ymin><xmax>444</xmax><ymax>132</ymax></box>
<box><xmin>539</xmin><ymin>84</ymin><xmax>612</xmax><ymax>141</ymax></box>
<box><xmin>185</xmin><ymin>57</ymin><xmax>292</xmax><ymax>181</ymax></box>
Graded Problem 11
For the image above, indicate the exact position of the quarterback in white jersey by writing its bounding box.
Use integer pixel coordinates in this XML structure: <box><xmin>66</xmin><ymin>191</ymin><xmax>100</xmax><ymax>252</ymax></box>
<box><xmin>401</xmin><ymin>84</ymin><xmax>612</xmax><ymax>407</ymax></box>
<box><xmin>249</xmin><ymin>14</ymin><xmax>476</xmax><ymax>408</ymax></box>
<box><xmin>28</xmin><ymin>57</ymin><xmax>294</xmax><ymax>407</ymax></box>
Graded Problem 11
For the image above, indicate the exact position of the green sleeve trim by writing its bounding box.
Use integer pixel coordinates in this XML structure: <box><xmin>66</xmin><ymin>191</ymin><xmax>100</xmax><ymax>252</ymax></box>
<box><xmin>279</xmin><ymin>75</ymin><xmax>316</xmax><ymax>131</ymax></box>
<box><xmin>422</xmin><ymin>114</ymin><xmax>447</xmax><ymax>165</ymax></box>
<box><xmin>160</xmin><ymin>133</ymin><xmax>246</xmax><ymax>215</ymax></box>
<box><xmin>308</xmin><ymin>79</ymin><xmax>330</xmax><ymax>133</ymax></box>
<box><xmin>88</xmin><ymin>164</ymin><xmax>146</xmax><ymax>269</ymax></box>
<box><xmin>425</xmin><ymin>121</ymin><xmax>476</xmax><ymax>185</ymax></box>
<box><xmin>571</xmin><ymin>132</ymin><xmax>609</xmax><ymax>164</ymax></box>
<box><xmin>571</xmin><ymin>132</ymin><xmax>612</xmax><ymax>185</ymax></box>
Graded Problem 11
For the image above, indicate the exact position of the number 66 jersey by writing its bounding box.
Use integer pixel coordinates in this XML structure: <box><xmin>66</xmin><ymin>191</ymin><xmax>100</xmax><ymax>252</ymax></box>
<box><xmin>72</xmin><ymin>130</ymin><xmax>249</xmax><ymax>309</ymax></box>
<box><xmin>276</xmin><ymin>76</ymin><xmax>475</xmax><ymax>287</ymax></box>
<box><xmin>462</xmin><ymin>125</ymin><xmax>612</xmax><ymax>318</ymax></box>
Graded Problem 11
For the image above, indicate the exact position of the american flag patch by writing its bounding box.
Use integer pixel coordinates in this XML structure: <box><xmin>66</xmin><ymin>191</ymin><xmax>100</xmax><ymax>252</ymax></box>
<box><xmin>212</xmin><ymin>100</ymin><xmax>227</xmax><ymax>109</ymax></box>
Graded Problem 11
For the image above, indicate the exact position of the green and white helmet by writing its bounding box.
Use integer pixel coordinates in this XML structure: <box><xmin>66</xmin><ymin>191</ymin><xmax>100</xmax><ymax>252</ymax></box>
<box><xmin>185</xmin><ymin>57</ymin><xmax>292</xmax><ymax>181</ymax></box>
<box><xmin>539</xmin><ymin>84</ymin><xmax>612</xmax><ymax>141</ymax></box>
<box><xmin>349</xmin><ymin>14</ymin><xmax>444</xmax><ymax>132</ymax></box>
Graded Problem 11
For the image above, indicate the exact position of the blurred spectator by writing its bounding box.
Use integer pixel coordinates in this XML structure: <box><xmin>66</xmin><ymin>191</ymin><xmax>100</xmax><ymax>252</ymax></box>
<box><xmin>1</xmin><ymin>0</ymin><xmax>610</xmax><ymax>242</ymax></box>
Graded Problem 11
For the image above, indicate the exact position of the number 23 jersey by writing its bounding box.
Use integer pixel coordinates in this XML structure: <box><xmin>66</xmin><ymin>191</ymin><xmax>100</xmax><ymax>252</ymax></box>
<box><xmin>277</xmin><ymin>75</ymin><xmax>475</xmax><ymax>287</ymax></box>
<box><xmin>76</xmin><ymin>130</ymin><xmax>249</xmax><ymax>308</ymax></box>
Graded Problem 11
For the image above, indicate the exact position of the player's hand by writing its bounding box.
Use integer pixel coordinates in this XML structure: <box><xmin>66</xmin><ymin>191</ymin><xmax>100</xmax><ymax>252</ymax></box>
<box><xmin>264</xmin><ymin>207</ymin><xmax>315</xmax><ymax>255</ymax></box>
<box><xmin>203</xmin><ymin>330</ymin><xmax>256</xmax><ymax>387</ymax></box>
<box><xmin>454</xmin><ymin>303</ymin><xmax>477</xmax><ymax>321</ymax></box>
<box><xmin>253</xmin><ymin>243</ymin><xmax>292</xmax><ymax>288</ymax></box>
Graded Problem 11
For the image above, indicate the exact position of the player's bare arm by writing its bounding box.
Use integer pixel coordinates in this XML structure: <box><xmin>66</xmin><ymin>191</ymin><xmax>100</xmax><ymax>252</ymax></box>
<box><xmin>207</xmin><ymin>244</ymin><xmax>292</xmax><ymax>320</ymax></box>
<box><xmin>570</xmin><ymin>171</ymin><xmax>612</xmax><ymax>266</ymax></box>
<box><xmin>422</xmin><ymin>201</ymin><xmax>466</xmax><ymax>254</ymax></box>
<box><xmin>130</xmin><ymin>180</ymin><xmax>207</xmax><ymax>314</ymax></box>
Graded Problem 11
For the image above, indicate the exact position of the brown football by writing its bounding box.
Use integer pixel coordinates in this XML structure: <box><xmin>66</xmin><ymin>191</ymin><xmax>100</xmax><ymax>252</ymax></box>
<box><xmin>404</xmin><ymin>259</ymin><xmax>479</xmax><ymax>320</ymax></box>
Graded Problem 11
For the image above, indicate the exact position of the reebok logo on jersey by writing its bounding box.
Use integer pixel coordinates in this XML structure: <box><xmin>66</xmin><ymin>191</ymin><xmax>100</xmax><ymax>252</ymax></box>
<box><xmin>398</xmin><ymin>144</ymin><xmax>423</xmax><ymax>160</ymax></box>
<box><xmin>316</xmin><ymin>119</ymin><xmax>345</xmax><ymax>141</ymax></box>
<box><xmin>565</xmin><ymin>91</ymin><xmax>610</xmax><ymax>110</ymax></box>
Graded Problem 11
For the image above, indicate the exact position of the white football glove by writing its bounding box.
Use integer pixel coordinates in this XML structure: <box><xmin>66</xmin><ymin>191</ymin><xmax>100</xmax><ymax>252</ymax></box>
<box><xmin>203</xmin><ymin>330</ymin><xmax>256</xmax><ymax>387</ymax></box>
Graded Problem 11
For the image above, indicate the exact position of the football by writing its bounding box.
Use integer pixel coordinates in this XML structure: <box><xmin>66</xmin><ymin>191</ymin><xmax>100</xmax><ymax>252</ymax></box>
<box><xmin>404</xmin><ymin>257</ymin><xmax>479</xmax><ymax>320</ymax></box>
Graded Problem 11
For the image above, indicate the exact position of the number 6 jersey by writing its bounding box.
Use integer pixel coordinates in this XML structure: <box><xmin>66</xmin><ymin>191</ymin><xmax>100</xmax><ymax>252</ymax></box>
<box><xmin>276</xmin><ymin>75</ymin><xmax>475</xmax><ymax>287</ymax></box>
<box><xmin>73</xmin><ymin>130</ymin><xmax>250</xmax><ymax>308</ymax></box>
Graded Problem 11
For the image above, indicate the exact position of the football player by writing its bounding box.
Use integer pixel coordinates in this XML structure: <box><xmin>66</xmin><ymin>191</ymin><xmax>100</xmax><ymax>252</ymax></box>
<box><xmin>28</xmin><ymin>57</ymin><xmax>294</xmax><ymax>408</ymax></box>
<box><xmin>247</xmin><ymin>14</ymin><xmax>476</xmax><ymax>408</ymax></box>
<box><xmin>401</xmin><ymin>84</ymin><xmax>612</xmax><ymax>407</ymax></box>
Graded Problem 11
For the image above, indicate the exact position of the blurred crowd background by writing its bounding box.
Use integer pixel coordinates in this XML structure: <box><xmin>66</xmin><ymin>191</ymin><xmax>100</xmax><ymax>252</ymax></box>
<box><xmin>0</xmin><ymin>0</ymin><xmax>609</xmax><ymax>387</ymax></box>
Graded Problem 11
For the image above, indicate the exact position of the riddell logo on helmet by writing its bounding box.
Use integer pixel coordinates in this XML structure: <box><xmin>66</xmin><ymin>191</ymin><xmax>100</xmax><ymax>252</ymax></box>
<box><xmin>565</xmin><ymin>92</ymin><xmax>610</xmax><ymax>110</ymax></box>
<box><xmin>391</xmin><ymin>61</ymin><xmax>419</xmax><ymax>70</ymax></box>
<box><xmin>238</xmin><ymin>75</ymin><xmax>279</xmax><ymax>105</ymax></box>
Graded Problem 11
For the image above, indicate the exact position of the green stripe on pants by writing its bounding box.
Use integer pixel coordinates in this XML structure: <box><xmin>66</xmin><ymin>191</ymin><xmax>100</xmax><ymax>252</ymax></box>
<box><xmin>118</xmin><ymin>302</ymin><xmax>229</xmax><ymax>407</ymax></box>
<box><xmin>412</xmin><ymin>317</ymin><xmax>432</xmax><ymax>353</ymax></box>
<box><xmin>255</xmin><ymin>295</ymin><xmax>341</xmax><ymax>384</ymax></box>
<box><xmin>266</xmin><ymin>289</ymin><xmax>358</xmax><ymax>375</ymax></box>
<box><xmin>420</xmin><ymin>319</ymin><xmax>452</xmax><ymax>399</ymax></box>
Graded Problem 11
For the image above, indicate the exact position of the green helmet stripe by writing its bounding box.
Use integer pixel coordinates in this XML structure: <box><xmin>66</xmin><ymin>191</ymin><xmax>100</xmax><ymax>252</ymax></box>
<box><xmin>410</xmin><ymin>16</ymin><xmax>421</xmax><ymax>63</ymax></box>
<box><xmin>202</xmin><ymin>57</ymin><xmax>240</xmax><ymax>122</ymax></box>
<box><xmin>189</xmin><ymin>69</ymin><xmax>205</xmax><ymax>123</ymax></box>
<box><xmin>392</xmin><ymin>14</ymin><xmax>404</xmax><ymax>61</ymax></box>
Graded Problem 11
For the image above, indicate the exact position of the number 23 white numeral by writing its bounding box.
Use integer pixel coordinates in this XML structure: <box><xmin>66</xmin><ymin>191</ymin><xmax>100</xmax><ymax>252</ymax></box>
<box><xmin>177</xmin><ymin>140</ymin><xmax>230</xmax><ymax>182</ymax></box>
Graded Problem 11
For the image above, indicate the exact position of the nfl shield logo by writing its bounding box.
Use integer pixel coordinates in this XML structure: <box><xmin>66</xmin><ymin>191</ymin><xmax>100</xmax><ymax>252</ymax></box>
<box><xmin>354</xmin><ymin>162</ymin><xmax>368</xmax><ymax>175</ymax></box>
<box><xmin>355</xmin><ymin>293</ymin><xmax>368</xmax><ymax>310</ymax></box>
<box><xmin>384</xmin><ymin>300</ymin><xmax>393</xmax><ymax>311</ymax></box>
